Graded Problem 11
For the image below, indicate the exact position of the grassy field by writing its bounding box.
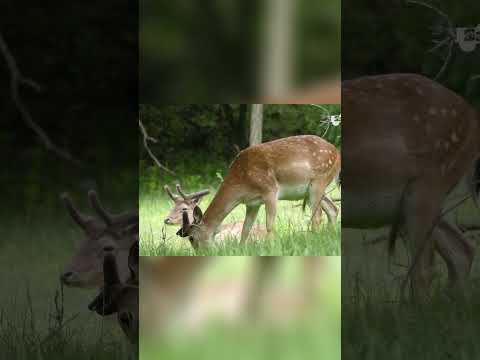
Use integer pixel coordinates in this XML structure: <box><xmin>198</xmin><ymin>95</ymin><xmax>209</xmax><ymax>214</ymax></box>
<box><xmin>140</xmin><ymin>181</ymin><xmax>341</xmax><ymax>256</ymax></box>
<box><xmin>140</xmin><ymin>257</ymin><xmax>341</xmax><ymax>360</ymax></box>
<box><xmin>342</xmin><ymin>196</ymin><xmax>480</xmax><ymax>359</ymax></box>
<box><xmin>0</xmin><ymin>209</ymin><xmax>135</xmax><ymax>359</ymax></box>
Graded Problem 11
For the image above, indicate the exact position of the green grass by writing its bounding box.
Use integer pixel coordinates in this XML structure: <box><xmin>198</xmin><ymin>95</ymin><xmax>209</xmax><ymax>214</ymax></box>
<box><xmin>140</xmin><ymin>182</ymin><xmax>341</xmax><ymax>256</ymax></box>
<box><xmin>140</xmin><ymin>257</ymin><xmax>341</xmax><ymax>360</ymax></box>
<box><xmin>0</xmin><ymin>211</ymin><xmax>134</xmax><ymax>359</ymax></box>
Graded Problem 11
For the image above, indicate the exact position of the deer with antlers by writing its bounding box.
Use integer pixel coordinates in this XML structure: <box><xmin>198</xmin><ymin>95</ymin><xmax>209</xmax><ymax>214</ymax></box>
<box><xmin>60</xmin><ymin>191</ymin><xmax>138</xmax><ymax>288</ymax></box>
<box><xmin>174</xmin><ymin>135</ymin><xmax>341</xmax><ymax>249</ymax></box>
<box><xmin>342</xmin><ymin>73</ymin><xmax>480</xmax><ymax>296</ymax></box>
<box><xmin>164</xmin><ymin>184</ymin><xmax>266</xmax><ymax>241</ymax></box>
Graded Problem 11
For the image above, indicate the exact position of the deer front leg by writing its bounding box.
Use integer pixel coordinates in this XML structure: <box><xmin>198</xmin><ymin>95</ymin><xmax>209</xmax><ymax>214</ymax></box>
<box><xmin>241</xmin><ymin>204</ymin><xmax>261</xmax><ymax>243</ymax></box>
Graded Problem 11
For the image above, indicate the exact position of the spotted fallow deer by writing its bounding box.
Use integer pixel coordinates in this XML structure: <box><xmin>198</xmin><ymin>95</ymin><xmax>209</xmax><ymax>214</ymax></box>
<box><xmin>165</xmin><ymin>184</ymin><xmax>339</xmax><ymax>242</ymax></box>
<box><xmin>342</xmin><ymin>73</ymin><xmax>480</xmax><ymax>296</ymax></box>
<box><xmin>89</xmin><ymin>241</ymin><xmax>139</xmax><ymax>343</ymax></box>
<box><xmin>176</xmin><ymin>135</ymin><xmax>341</xmax><ymax>249</ymax></box>
<box><xmin>60</xmin><ymin>191</ymin><xmax>138</xmax><ymax>288</ymax></box>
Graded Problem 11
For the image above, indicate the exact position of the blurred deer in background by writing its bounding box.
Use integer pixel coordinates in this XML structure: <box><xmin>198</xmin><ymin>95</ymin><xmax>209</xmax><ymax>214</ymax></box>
<box><xmin>140</xmin><ymin>256</ymin><xmax>325</xmax><ymax>333</ymax></box>
<box><xmin>89</xmin><ymin>241</ymin><xmax>139</xmax><ymax>343</ymax></box>
<box><xmin>175</xmin><ymin>135</ymin><xmax>341</xmax><ymax>249</ymax></box>
<box><xmin>60</xmin><ymin>190</ymin><xmax>138</xmax><ymax>288</ymax></box>
<box><xmin>165</xmin><ymin>184</ymin><xmax>339</xmax><ymax>242</ymax></box>
<box><xmin>342</xmin><ymin>73</ymin><xmax>479</xmax><ymax>297</ymax></box>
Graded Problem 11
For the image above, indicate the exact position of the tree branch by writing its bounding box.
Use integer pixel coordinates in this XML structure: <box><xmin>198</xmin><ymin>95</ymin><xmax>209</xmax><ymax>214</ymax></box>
<box><xmin>0</xmin><ymin>33</ymin><xmax>81</xmax><ymax>166</ymax></box>
<box><xmin>138</xmin><ymin>119</ymin><xmax>175</xmax><ymax>175</ymax></box>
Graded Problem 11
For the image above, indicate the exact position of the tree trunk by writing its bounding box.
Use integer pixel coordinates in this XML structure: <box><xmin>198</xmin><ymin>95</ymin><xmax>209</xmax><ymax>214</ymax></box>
<box><xmin>249</xmin><ymin>104</ymin><xmax>264</xmax><ymax>146</ymax></box>
<box><xmin>261</xmin><ymin>0</ymin><xmax>295</xmax><ymax>97</ymax></box>
<box><xmin>238</xmin><ymin>104</ymin><xmax>248</xmax><ymax>148</ymax></box>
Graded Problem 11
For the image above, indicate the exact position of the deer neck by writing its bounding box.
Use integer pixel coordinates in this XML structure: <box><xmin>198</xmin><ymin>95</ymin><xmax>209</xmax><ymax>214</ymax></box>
<box><xmin>202</xmin><ymin>181</ymin><xmax>241</xmax><ymax>234</ymax></box>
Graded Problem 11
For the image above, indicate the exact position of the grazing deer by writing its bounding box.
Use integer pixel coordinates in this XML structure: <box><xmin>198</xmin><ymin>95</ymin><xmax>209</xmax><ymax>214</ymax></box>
<box><xmin>89</xmin><ymin>241</ymin><xmax>139</xmax><ymax>343</ymax></box>
<box><xmin>164</xmin><ymin>184</ymin><xmax>266</xmax><ymax>241</ymax></box>
<box><xmin>342</xmin><ymin>73</ymin><xmax>479</xmax><ymax>295</ymax></box>
<box><xmin>176</xmin><ymin>135</ymin><xmax>341</xmax><ymax>249</ymax></box>
<box><xmin>165</xmin><ymin>184</ymin><xmax>339</xmax><ymax>242</ymax></box>
<box><xmin>60</xmin><ymin>190</ymin><xmax>138</xmax><ymax>288</ymax></box>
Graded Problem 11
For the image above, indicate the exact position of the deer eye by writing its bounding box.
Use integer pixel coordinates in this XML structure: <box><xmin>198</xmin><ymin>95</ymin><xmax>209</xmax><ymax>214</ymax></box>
<box><xmin>182</xmin><ymin>208</ymin><xmax>188</xmax><ymax>211</ymax></box>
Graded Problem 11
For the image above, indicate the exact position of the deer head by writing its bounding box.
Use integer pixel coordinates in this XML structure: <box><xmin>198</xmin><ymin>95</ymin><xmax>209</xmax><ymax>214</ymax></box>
<box><xmin>60</xmin><ymin>190</ymin><xmax>138</xmax><ymax>288</ymax></box>
<box><xmin>88</xmin><ymin>241</ymin><xmax>139</xmax><ymax>343</ymax></box>
<box><xmin>164</xmin><ymin>184</ymin><xmax>209</xmax><ymax>225</ymax></box>
<box><xmin>176</xmin><ymin>206</ymin><xmax>209</xmax><ymax>249</ymax></box>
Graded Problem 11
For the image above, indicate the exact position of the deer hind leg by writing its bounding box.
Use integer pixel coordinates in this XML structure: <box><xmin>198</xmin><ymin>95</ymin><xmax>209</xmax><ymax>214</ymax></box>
<box><xmin>434</xmin><ymin>221</ymin><xmax>474</xmax><ymax>292</ymax></box>
<box><xmin>240</xmin><ymin>204</ymin><xmax>261</xmax><ymax>243</ymax></box>
<box><xmin>321</xmin><ymin>196</ymin><xmax>339</xmax><ymax>225</ymax></box>
<box><xmin>263</xmin><ymin>191</ymin><xmax>279</xmax><ymax>234</ymax></box>
<box><xmin>403</xmin><ymin>181</ymin><xmax>444</xmax><ymax>299</ymax></box>
<box><xmin>308</xmin><ymin>179</ymin><xmax>329</xmax><ymax>231</ymax></box>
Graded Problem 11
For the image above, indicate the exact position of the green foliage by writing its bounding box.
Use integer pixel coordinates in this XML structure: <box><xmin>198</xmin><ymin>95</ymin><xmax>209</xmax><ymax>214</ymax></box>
<box><xmin>139</xmin><ymin>104</ymin><xmax>342</xmax><ymax>171</ymax></box>
<box><xmin>343</xmin><ymin>1</ymin><xmax>480</xmax><ymax>106</ymax></box>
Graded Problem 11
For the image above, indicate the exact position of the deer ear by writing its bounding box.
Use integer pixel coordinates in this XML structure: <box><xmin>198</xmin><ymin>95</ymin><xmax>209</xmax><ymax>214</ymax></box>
<box><xmin>103</xmin><ymin>253</ymin><xmax>121</xmax><ymax>286</ymax></box>
<box><xmin>128</xmin><ymin>242</ymin><xmax>139</xmax><ymax>281</ymax></box>
<box><xmin>176</xmin><ymin>211</ymin><xmax>191</xmax><ymax>237</ymax></box>
<box><xmin>193</xmin><ymin>206</ymin><xmax>203</xmax><ymax>223</ymax></box>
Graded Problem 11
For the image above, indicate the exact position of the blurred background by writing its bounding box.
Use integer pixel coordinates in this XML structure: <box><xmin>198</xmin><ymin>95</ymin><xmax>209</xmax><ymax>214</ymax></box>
<box><xmin>342</xmin><ymin>0</ymin><xmax>480</xmax><ymax>106</ymax></box>
<box><xmin>342</xmin><ymin>1</ymin><xmax>480</xmax><ymax>358</ymax></box>
<box><xmin>140</xmin><ymin>0</ymin><xmax>340</xmax><ymax>103</ymax></box>
<box><xmin>0</xmin><ymin>1</ymin><xmax>137</xmax><ymax>358</ymax></box>
<box><xmin>140</xmin><ymin>256</ymin><xmax>340</xmax><ymax>360</ymax></box>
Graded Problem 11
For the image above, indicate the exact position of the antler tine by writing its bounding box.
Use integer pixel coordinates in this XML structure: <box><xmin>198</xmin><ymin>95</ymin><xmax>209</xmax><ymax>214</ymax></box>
<box><xmin>176</xmin><ymin>184</ymin><xmax>189</xmax><ymax>200</ymax></box>
<box><xmin>175</xmin><ymin>184</ymin><xmax>210</xmax><ymax>200</ymax></box>
<box><xmin>164</xmin><ymin>185</ymin><xmax>179</xmax><ymax>201</ymax></box>
<box><xmin>189</xmin><ymin>189</ymin><xmax>210</xmax><ymax>198</ymax></box>
<box><xmin>88</xmin><ymin>190</ymin><xmax>113</xmax><ymax>226</ymax></box>
<box><xmin>61</xmin><ymin>192</ymin><xmax>89</xmax><ymax>229</ymax></box>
